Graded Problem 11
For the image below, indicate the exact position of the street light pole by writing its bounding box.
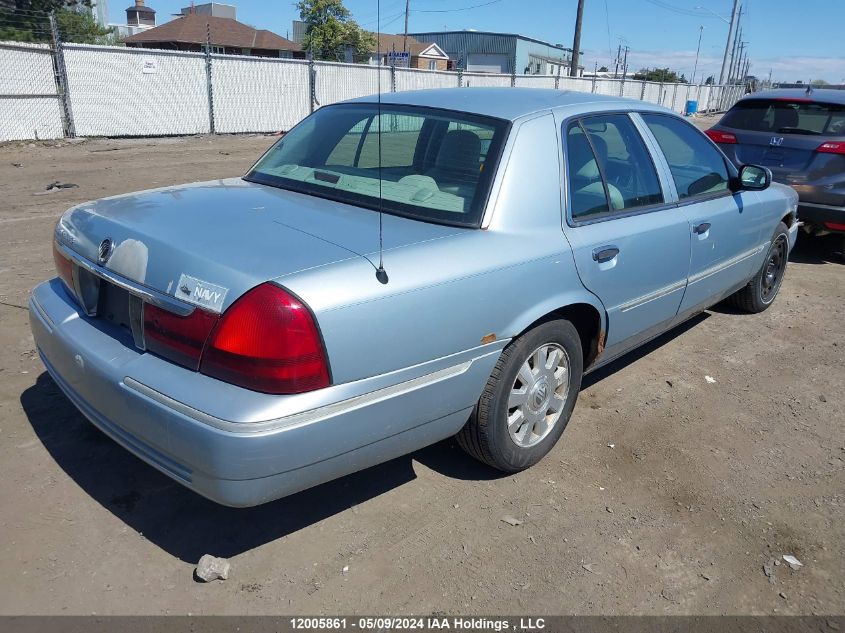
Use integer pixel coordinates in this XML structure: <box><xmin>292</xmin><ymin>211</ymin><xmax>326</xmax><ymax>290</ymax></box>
<box><xmin>569</xmin><ymin>0</ymin><xmax>585</xmax><ymax>77</ymax></box>
<box><xmin>719</xmin><ymin>0</ymin><xmax>740</xmax><ymax>84</ymax></box>
<box><xmin>691</xmin><ymin>25</ymin><xmax>703</xmax><ymax>84</ymax></box>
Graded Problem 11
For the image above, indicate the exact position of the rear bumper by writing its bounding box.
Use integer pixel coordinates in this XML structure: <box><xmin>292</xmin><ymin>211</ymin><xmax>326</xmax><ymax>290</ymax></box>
<box><xmin>796</xmin><ymin>201</ymin><xmax>845</xmax><ymax>232</ymax></box>
<box><xmin>29</xmin><ymin>279</ymin><xmax>500</xmax><ymax>507</ymax></box>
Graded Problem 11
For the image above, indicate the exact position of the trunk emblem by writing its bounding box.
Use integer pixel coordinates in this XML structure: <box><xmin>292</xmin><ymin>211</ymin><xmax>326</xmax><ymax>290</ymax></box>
<box><xmin>97</xmin><ymin>238</ymin><xmax>113</xmax><ymax>264</ymax></box>
<box><xmin>769</xmin><ymin>136</ymin><xmax>784</xmax><ymax>146</ymax></box>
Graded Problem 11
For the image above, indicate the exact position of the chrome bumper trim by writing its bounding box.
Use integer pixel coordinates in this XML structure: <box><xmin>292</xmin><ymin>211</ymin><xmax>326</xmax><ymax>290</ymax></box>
<box><xmin>124</xmin><ymin>359</ymin><xmax>474</xmax><ymax>435</ymax></box>
<box><xmin>56</xmin><ymin>240</ymin><xmax>195</xmax><ymax>316</ymax></box>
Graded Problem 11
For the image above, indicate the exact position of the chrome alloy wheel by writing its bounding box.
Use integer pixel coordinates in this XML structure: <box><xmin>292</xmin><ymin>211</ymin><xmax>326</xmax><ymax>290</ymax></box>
<box><xmin>507</xmin><ymin>343</ymin><xmax>571</xmax><ymax>448</ymax></box>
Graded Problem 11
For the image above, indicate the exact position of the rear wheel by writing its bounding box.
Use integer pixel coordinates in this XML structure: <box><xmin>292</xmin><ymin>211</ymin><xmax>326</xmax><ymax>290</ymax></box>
<box><xmin>456</xmin><ymin>319</ymin><xmax>583</xmax><ymax>472</ymax></box>
<box><xmin>727</xmin><ymin>222</ymin><xmax>789</xmax><ymax>313</ymax></box>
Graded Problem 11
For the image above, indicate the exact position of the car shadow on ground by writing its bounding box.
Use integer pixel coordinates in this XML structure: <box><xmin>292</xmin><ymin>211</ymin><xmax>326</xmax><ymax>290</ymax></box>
<box><xmin>19</xmin><ymin>372</ymin><xmax>499</xmax><ymax>563</ymax></box>
<box><xmin>581</xmin><ymin>312</ymin><xmax>708</xmax><ymax>389</ymax></box>
<box><xmin>789</xmin><ymin>232</ymin><xmax>843</xmax><ymax>265</ymax></box>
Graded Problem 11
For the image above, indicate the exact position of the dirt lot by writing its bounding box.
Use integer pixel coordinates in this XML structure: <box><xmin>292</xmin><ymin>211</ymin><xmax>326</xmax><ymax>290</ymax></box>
<box><xmin>0</xmin><ymin>126</ymin><xmax>843</xmax><ymax>616</ymax></box>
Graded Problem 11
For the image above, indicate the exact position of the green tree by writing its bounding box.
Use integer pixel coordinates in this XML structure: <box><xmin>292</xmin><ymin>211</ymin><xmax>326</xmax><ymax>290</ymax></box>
<box><xmin>704</xmin><ymin>75</ymin><xmax>715</xmax><ymax>85</ymax></box>
<box><xmin>0</xmin><ymin>1</ymin><xmax>111</xmax><ymax>43</ymax></box>
<box><xmin>810</xmin><ymin>79</ymin><xmax>830</xmax><ymax>86</ymax></box>
<box><xmin>633</xmin><ymin>67</ymin><xmax>685</xmax><ymax>83</ymax></box>
<box><xmin>297</xmin><ymin>0</ymin><xmax>375</xmax><ymax>61</ymax></box>
<box><xmin>55</xmin><ymin>7</ymin><xmax>113</xmax><ymax>43</ymax></box>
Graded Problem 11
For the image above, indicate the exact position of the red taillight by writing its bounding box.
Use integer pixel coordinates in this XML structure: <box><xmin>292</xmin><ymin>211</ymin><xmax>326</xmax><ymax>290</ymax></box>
<box><xmin>144</xmin><ymin>303</ymin><xmax>218</xmax><ymax>371</ymax></box>
<box><xmin>816</xmin><ymin>141</ymin><xmax>845</xmax><ymax>155</ymax></box>
<box><xmin>52</xmin><ymin>241</ymin><xmax>74</xmax><ymax>292</ymax></box>
<box><xmin>199</xmin><ymin>283</ymin><xmax>330</xmax><ymax>394</ymax></box>
<box><xmin>705</xmin><ymin>129</ymin><xmax>737</xmax><ymax>144</ymax></box>
<box><xmin>824</xmin><ymin>222</ymin><xmax>845</xmax><ymax>232</ymax></box>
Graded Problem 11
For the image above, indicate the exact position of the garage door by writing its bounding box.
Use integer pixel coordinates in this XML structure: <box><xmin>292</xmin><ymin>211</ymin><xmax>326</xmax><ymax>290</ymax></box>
<box><xmin>466</xmin><ymin>53</ymin><xmax>508</xmax><ymax>73</ymax></box>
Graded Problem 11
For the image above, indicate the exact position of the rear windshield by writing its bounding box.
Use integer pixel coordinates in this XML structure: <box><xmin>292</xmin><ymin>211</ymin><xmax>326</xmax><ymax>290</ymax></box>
<box><xmin>721</xmin><ymin>99</ymin><xmax>845</xmax><ymax>136</ymax></box>
<box><xmin>246</xmin><ymin>103</ymin><xmax>508</xmax><ymax>227</ymax></box>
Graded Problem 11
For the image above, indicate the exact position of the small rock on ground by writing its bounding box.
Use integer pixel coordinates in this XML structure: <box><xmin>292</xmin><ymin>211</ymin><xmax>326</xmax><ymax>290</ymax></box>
<box><xmin>195</xmin><ymin>554</ymin><xmax>230</xmax><ymax>582</ymax></box>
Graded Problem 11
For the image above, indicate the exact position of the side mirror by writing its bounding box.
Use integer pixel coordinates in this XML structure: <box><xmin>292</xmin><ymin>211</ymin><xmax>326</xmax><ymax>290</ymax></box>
<box><xmin>732</xmin><ymin>164</ymin><xmax>772</xmax><ymax>192</ymax></box>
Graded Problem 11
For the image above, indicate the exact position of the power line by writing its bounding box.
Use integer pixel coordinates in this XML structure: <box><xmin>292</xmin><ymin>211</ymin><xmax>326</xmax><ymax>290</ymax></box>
<box><xmin>642</xmin><ymin>0</ymin><xmax>713</xmax><ymax>18</ymax></box>
<box><xmin>415</xmin><ymin>0</ymin><xmax>503</xmax><ymax>13</ymax></box>
<box><xmin>602</xmin><ymin>0</ymin><xmax>613</xmax><ymax>64</ymax></box>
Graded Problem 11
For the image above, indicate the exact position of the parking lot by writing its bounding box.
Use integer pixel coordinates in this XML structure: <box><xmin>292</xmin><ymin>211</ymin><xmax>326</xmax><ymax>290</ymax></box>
<box><xmin>0</xmin><ymin>125</ymin><xmax>843</xmax><ymax>615</ymax></box>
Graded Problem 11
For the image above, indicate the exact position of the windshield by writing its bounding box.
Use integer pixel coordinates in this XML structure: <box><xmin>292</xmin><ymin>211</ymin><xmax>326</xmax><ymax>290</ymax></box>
<box><xmin>246</xmin><ymin>103</ymin><xmax>509</xmax><ymax>227</ymax></box>
<box><xmin>721</xmin><ymin>99</ymin><xmax>845</xmax><ymax>135</ymax></box>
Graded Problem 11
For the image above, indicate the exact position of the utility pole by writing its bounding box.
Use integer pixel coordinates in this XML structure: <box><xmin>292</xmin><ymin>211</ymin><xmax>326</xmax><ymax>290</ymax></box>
<box><xmin>613</xmin><ymin>43</ymin><xmax>621</xmax><ymax>78</ymax></box>
<box><xmin>402</xmin><ymin>0</ymin><xmax>410</xmax><ymax>53</ymax></box>
<box><xmin>734</xmin><ymin>40</ymin><xmax>746</xmax><ymax>84</ymax></box>
<box><xmin>728</xmin><ymin>26</ymin><xmax>742</xmax><ymax>83</ymax></box>
<box><xmin>691</xmin><ymin>25</ymin><xmax>703</xmax><ymax>84</ymax></box>
<box><xmin>569</xmin><ymin>0</ymin><xmax>585</xmax><ymax>77</ymax></box>
<box><xmin>719</xmin><ymin>0</ymin><xmax>740</xmax><ymax>84</ymax></box>
<box><xmin>621</xmin><ymin>45</ymin><xmax>630</xmax><ymax>79</ymax></box>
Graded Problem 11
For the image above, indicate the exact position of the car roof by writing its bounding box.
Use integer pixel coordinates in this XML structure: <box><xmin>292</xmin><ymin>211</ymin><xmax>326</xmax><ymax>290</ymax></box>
<box><xmin>345</xmin><ymin>87</ymin><xmax>673</xmax><ymax>121</ymax></box>
<box><xmin>738</xmin><ymin>88</ymin><xmax>845</xmax><ymax>105</ymax></box>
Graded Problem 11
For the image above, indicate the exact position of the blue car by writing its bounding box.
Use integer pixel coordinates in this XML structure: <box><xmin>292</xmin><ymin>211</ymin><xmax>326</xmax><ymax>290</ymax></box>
<box><xmin>30</xmin><ymin>88</ymin><xmax>799</xmax><ymax>507</ymax></box>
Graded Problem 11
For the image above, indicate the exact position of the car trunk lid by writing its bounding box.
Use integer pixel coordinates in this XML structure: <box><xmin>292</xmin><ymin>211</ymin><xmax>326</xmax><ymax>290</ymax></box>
<box><xmin>57</xmin><ymin>177</ymin><xmax>461</xmax><ymax>314</ymax></box>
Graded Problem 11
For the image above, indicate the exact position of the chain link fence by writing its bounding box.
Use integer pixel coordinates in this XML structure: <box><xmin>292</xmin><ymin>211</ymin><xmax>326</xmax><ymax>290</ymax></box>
<box><xmin>0</xmin><ymin>8</ymin><xmax>747</xmax><ymax>142</ymax></box>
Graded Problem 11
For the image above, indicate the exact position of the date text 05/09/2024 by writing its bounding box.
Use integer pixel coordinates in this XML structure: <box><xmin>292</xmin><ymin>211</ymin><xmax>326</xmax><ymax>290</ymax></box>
<box><xmin>289</xmin><ymin>617</ymin><xmax>546</xmax><ymax>631</ymax></box>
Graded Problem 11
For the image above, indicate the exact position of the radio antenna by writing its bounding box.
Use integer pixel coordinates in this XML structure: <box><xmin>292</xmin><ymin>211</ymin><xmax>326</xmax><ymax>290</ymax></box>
<box><xmin>374</xmin><ymin>0</ymin><xmax>389</xmax><ymax>284</ymax></box>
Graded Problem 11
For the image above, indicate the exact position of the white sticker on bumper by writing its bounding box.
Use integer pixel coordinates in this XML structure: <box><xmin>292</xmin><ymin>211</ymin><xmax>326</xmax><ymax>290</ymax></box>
<box><xmin>176</xmin><ymin>274</ymin><xmax>229</xmax><ymax>313</ymax></box>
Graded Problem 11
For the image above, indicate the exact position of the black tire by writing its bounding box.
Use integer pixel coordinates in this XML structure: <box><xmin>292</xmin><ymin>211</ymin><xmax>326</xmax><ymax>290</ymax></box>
<box><xmin>456</xmin><ymin>319</ymin><xmax>583</xmax><ymax>472</ymax></box>
<box><xmin>727</xmin><ymin>221</ymin><xmax>790</xmax><ymax>313</ymax></box>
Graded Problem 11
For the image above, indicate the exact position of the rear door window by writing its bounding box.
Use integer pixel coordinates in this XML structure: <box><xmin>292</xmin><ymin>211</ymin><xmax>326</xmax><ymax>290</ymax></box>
<box><xmin>721</xmin><ymin>99</ymin><xmax>845</xmax><ymax>136</ymax></box>
<box><xmin>565</xmin><ymin>114</ymin><xmax>664</xmax><ymax>221</ymax></box>
<box><xmin>641</xmin><ymin>113</ymin><xmax>730</xmax><ymax>199</ymax></box>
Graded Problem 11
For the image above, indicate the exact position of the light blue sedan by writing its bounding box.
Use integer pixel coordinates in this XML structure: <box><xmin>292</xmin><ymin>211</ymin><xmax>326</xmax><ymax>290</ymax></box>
<box><xmin>30</xmin><ymin>88</ymin><xmax>799</xmax><ymax>506</ymax></box>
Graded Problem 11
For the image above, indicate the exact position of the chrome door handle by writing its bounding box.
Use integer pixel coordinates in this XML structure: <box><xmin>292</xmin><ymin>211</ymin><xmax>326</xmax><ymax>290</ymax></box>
<box><xmin>592</xmin><ymin>246</ymin><xmax>620</xmax><ymax>263</ymax></box>
<box><xmin>693</xmin><ymin>222</ymin><xmax>711</xmax><ymax>234</ymax></box>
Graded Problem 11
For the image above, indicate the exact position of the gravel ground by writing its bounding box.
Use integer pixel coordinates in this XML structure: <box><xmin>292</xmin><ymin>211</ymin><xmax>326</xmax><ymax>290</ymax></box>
<box><xmin>0</xmin><ymin>125</ymin><xmax>842</xmax><ymax>615</ymax></box>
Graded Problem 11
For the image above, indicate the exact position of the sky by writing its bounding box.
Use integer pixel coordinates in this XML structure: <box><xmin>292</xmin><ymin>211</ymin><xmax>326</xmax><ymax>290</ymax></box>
<box><xmin>107</xmin><ymin>0</ymin><xmax>845</xmax><ymax>83</ymax></box>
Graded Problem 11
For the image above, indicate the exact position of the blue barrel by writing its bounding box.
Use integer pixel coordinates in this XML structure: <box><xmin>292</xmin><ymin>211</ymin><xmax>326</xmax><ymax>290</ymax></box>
<box><xmin>685</xmin><ymin>100</ymin><xmax>698</xmax><ymax>116</ymax></box>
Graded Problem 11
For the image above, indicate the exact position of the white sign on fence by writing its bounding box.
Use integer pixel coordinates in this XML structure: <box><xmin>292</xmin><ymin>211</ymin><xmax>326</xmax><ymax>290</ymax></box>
<box><xmin>141</xmin><ymin>58</ymin><xmax>158</xmax><ymax>74</ymax></box>
<box><xmin>387</xmin><ymin>51</ymin><xmax>410</xmax><ymax>68</ymax></box>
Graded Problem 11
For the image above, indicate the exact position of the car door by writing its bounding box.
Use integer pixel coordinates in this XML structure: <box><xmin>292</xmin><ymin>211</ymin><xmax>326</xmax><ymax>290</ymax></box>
<box><xmin>559</xmin><ymin>113</ymin><xmax>691</xmax><ymax>362</ymax></box>
<box><xmin>639</xmin><ymin>113</ymin><xmax>768</xmax><ymax>316</ymax></box>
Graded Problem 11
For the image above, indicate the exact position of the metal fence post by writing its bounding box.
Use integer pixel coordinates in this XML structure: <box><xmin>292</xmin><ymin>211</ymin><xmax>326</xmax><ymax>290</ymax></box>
<box><xmin>390</xmin><ymin>62</ymin><xmax>396</xmax><ymax>93</ymax></box>
<box><xmin>591</xmin><ymin>74</ymin><xmax>596</xmax><ymax>93</ymax></box>
<box><xmin>510</xmin><ymin>68</ymin><xmax>516</xmax><ymax>88</ymax></box>
<box><xmin>658</xmin><ymin>82</ymin><xmax>665</xmax><ymax>105</ymax></box>
<box><xmin>48</xmin><ymin>12</ymin><xmax>75</xmax><ymax>138</ymax></box>
<box><xmin>639</xmin><ymin>80</ymin><xmax>646</xmax><ymax>101</ymax></box>
<box><xmin>457</xmin><ymin>68</ymin><xmax>463</xmax><ymax>88</ymax></box>
<box><xmin>308</xmin><ymin>55</ymin><xmax>316</xmax><ymax>112</ymax></box>
<box><xmin>671</xmin><ymin>83</ymin><xmax>678</xmax><ymax>112</ymax></box>
<box><xmin>205</xmin><ymin>25</ymin><xmax>215</xmax><ymax>134</ymax></box>
<box><xmin>554</xmin><ymin>64</ymin><xmax>560</xmax><ymax>90</ymax></box>
<box><xmin>619</xmin><ymin>77</ymin><xmax>624</xmax><ymax>97</ymax></box>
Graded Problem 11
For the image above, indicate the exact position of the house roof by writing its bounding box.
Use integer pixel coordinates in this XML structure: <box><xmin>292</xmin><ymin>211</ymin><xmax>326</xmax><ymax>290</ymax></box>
<box><xmin>126</xmin><ymin>3</ymin><xmax>156</xmax><ymax>14</ymax></box>
<box><xmin>409</xmin><ymin>30</ymin><xmax>575</xmax><ymax>53</ymax></box>
<box><xmin>369</xmin><ymin>33</ymin><xmax>446</xmax><ymax>58</ymax></box>
<box><xmin>126</xmin><ymin>4</ymin><xmax>156</xmax><ymax>14</ymax></box>
<box><xmin>124</xmin><ymin>14</ymin><xmax>300</xmax><ymax>51</ymax></box>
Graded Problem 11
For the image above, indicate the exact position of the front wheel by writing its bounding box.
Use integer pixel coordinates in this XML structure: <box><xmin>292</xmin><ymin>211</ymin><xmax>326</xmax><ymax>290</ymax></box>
<box><xmin>727</xmin><ymin>221</ymin><xmax>790</xmax><ymax>313</ymax></box>
<box><xmin>456</xmin><ymin>319</ymin><xmax>583</xmax><ymax>472</ymax></box>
